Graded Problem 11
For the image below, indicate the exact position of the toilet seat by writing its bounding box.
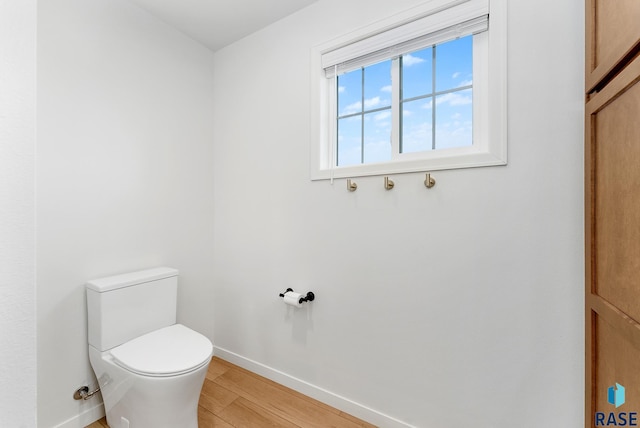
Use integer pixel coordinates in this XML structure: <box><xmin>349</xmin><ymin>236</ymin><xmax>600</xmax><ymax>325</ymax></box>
<box><xmin>110</xmin><ymin>324</ymin><xmax>213</xmax><ymax>377</ymax></box>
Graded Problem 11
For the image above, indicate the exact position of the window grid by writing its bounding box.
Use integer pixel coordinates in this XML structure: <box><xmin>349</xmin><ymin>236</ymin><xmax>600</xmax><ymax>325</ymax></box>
<box><xmin>337</xmin><ymin>40</ymin><xmax>474</xmax><ymax>167</ymax></box>
<box><xmin>336</xmin><ymin>67</ymin><xmax>392</xmax><ymax>166</ymax></box>
<box><xmin>399</xmin><ymin>44</ymin><xmax>473</xmax><ymax>154</ymax></box>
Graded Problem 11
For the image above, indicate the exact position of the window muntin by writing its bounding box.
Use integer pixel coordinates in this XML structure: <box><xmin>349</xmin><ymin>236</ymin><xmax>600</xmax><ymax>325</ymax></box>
<box><xmin>337</xmin><ymin>59</ymin><xmax>392</xmax><ymax>165</ymax></box>
<box><xmin>401</xmin><ymin>36</ymin><xmax>473</xmax><ymax>154</ymax></box>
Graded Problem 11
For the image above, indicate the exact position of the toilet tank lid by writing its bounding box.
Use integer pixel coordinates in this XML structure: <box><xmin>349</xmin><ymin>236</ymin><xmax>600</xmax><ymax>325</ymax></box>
<box><xmin>86</xmin><ymin>267</ymin><xmax>179</xmax><ymax>292</ymax></box>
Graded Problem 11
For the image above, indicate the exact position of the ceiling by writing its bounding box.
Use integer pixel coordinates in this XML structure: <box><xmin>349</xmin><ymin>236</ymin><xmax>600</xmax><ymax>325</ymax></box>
<box><xmin>127</xmin><ymin>0</ymin><xmax>318</xmax><ymax>52</ymax></box>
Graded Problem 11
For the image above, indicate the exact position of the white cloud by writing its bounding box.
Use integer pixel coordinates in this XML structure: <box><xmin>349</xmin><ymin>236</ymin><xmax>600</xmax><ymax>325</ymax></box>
<box><xmin>338</xmin><ymin>86</ymin><xmax>346</xmax><ymax>93</ymax></box>
<box><xmin>421</xmin><ymin>99</ymin><xmax>433</xmax><ymax>110</ymax></box>
<box><xmin>381</xmin><ymin>85</ymin><xmax>392</xmax><ymax>93</ymax></box>
<box><xmin>375</xmin><ymin>111</ymin><xmax>391</xmax><ymax>121</ymax></box>
<box><xmin>341</xmin><ymin>101</ymin><xmax>362</xmax><ymax>115</ymax></box>
<box><xmin>363</xmin><ymin>139</ymin><xmax>392</xmax><ymax>163</ymax></box>
<box><xmin>340</xmin><ymin>96</ymin><xmax>388</xmax><ymax>115</ymax></box>
<box><xmin>364</xmin><ymin>96</ymin><xmax>381</xmax><ymax>109</ymax></box>
<box><xmin>403</xmin><ymin>54</ymin><xmax>425</xmax><ymax>67</ymax></box>
<box><xmin>452</xmin><ymin>72</ymin><xmax>461</xmax><ymax>79</ymax></box>
<box><xmin>402</xmin><ymin>122</ymin><xmax>432</xmax><ymax>153</ymax></box>
<box><xmin>433</xmin><ymin>124</ymin><xmax>472</xmax><ymax>149</ymax></box>
<box><xmin>436</xmin><ymin>91</ymin><xmax>472</xmax><ymax>107</ymax></box>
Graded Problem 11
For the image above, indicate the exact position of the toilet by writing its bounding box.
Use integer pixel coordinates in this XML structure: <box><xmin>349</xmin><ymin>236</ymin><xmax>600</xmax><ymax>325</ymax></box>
<box><xmin>86</xmin><ymin>267</ymin><xmax>213</xmax><ymax>428</ymax></box>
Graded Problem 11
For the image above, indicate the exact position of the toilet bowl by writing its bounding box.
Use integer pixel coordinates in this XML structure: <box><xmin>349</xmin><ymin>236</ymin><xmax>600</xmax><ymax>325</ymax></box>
<box><xmin>86</xmin><ymin>267</ymin><xmax>213</xmax><ymax>428</ymax></box>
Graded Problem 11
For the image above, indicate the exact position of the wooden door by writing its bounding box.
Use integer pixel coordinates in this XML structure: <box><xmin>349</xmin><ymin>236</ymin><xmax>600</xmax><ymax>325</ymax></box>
<box><xmin>586</xmin><ymin>0</ymin><xmax>640</xmax><ymax>93</ymax></box>
<box><xmin>585</xmin><ymin>1</ymin><xmax>640</xmax><ymax>426</ymax></box>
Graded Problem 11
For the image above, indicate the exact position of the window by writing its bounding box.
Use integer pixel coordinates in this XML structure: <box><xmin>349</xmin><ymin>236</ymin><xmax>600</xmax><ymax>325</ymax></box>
<box><xmin>310</xmin><ymin>0</ymin><xmax>507</xmax><ymax>180</ymax></box>
<box><xmin>336</xmin><ymin>35</ymin><xmax>474</xmax><ymax>166</ymax></box>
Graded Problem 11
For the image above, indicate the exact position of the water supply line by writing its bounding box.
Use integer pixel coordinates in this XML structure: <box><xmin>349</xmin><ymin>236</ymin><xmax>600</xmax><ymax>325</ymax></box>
<box><xmin>73</xmin><ymin>385</ymin><xmax>100</xmax><ymax>400</ymax></box>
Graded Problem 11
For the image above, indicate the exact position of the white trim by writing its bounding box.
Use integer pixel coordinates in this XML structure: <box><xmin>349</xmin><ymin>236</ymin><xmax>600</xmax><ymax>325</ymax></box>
<box><xmin>488</xmin><ymin>0</ymin><xmax>508</xmax><ymax>164</ymax></box>
<box><xmin>53</xmin><ymin>402</ymin><xmax>105</xmax><ymax>428</ymax></box>
<box><xmin>315</xmin><ymin>0</ymin><xmax>475</xmax><ymax>54</ymax></box>
<box><xmin>310</xmin><ymin>0</ymin><xmax>507</xmax><ymax>180</ymax></box>
<box><xmin>323</xmin><ymin>11</ymin><xmax>488</xmax><ymax>76</ymax></box>
<box><xmin>213</xmin><ymin>346</ymin><xmax>417</xmax><ymax>428</ymax></box>
<box><xmin>391</xmin><ymin>56</ymin><xmax>401</xmax><ymax>159</ymax></box>
<box><xmin>312</xmin><ymin>147</ymin><xmax>504</xmax><ymax>180</ymax></box>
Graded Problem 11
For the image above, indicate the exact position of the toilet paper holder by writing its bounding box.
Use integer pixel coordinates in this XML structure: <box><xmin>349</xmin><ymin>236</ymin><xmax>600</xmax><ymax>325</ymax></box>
<box><xmin>278</xmin><ymin>288</ymin><xmax>315</xmax><ymax>304</ymax></box>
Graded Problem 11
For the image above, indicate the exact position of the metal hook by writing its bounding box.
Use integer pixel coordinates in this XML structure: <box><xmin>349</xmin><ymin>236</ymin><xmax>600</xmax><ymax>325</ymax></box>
<box><xmin>347</xmin><ymin>179</ymin><xmax>357</xmax><ymax>192</ymax></box>
<box><xmin>424</xmin><ymin>173</ymin><xmax>436</xmax><ymax>189</ymax></box>
<box><xmin>384</xmin><ymin>176</ymin><xmax>394</xmax><ymax>190</ymax></box>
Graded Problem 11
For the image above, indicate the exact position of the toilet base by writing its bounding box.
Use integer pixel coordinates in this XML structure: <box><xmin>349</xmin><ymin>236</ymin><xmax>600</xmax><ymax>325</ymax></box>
<box><xmin>89</xmin><ymin>346</ymin><xmax>211</xmax><ymax>428</ymax></box>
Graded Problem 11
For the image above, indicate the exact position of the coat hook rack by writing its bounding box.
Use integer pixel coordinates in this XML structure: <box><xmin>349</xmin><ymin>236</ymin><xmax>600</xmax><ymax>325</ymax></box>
<box><xmin>347</xmin><ymin>179</ymin><xmax>357</xmax><ymax>192</ymax></box>
<box><xmin>384</xmin><ymin>176</ymin><xmax>395</xmax><ymax>190</ymax></box>
<box><xmin>424</xmin><ymin>173</ymin><xmax>436</xmax><ymax>188</ymax></box>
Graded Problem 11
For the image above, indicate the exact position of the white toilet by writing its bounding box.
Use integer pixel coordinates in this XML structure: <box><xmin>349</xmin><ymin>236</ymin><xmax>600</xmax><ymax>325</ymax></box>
<box><xmin>86</xmin><ymin>267</ymin><xmax>213</xmax><ymax>428</ymax></box>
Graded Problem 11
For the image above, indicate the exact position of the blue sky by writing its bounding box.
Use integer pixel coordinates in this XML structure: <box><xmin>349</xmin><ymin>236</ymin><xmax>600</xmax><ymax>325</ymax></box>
<box><xmin>336</xmin><ymin>35</ymin><xmax>473</xmax><ymax>166</ymax></box>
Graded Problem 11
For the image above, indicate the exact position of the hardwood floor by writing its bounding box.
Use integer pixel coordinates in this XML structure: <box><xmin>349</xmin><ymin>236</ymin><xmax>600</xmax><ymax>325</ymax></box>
<box><xmin>86</xmin><ymin>418</ymin><xmax>109</xmax><ymax>428</ymax></box>
<box><xmin>85</xmin><ymin>357</ymin><xmax>376</xmax><ymax>428</ymax></box>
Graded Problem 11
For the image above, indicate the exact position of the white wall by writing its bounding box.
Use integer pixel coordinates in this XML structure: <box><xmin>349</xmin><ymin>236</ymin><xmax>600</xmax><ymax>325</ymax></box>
<box><xmin>0</xmin><ymin>1</ymin><xmax>37</xmax><ymax>427</ymax></box>
<box><xmin>211</xmin><ymin>0</ymin><xmax>584</xmax><ymax>427</ymax></box>
<box><xmin>26</xmin><ymin>0</ymin><xmax>584</xmax><ymax>426</ymax></box>
<box><xmin>36</xmin><ymin>0</ymin><xmax>216</xmax><ymax>426</ymax></box>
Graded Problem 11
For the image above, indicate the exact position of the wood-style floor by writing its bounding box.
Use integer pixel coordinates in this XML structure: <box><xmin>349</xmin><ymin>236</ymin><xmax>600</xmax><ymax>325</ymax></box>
<box><xmin>85</xmin><ymin>356</ymin><xmax>377</xmax><ymax>428</ymax></box>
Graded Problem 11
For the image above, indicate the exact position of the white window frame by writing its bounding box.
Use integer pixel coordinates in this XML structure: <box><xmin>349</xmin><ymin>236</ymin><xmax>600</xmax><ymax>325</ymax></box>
<box><xmin>309</xmin><ymin>0</ymin><xmax>507</xmax><ymax>180</ymax></box>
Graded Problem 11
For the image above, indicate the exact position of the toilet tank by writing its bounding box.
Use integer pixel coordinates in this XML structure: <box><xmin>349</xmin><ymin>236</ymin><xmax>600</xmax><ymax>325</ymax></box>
<box><xmin>86</xmin><ymin>267</ymin><xmax>178</xmax><ymax>351</ymax></box>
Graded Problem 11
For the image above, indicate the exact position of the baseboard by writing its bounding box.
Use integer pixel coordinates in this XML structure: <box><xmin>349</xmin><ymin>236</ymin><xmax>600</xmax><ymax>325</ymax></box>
<box><xmin>213</xmin><ymin>346</ymin><xmax>415</xmax><ymax>428</ymax></box>
<box><xmin>53</xmin><ymin>401</ymin><xmax>105</xmax><ymax>428</ymax></box>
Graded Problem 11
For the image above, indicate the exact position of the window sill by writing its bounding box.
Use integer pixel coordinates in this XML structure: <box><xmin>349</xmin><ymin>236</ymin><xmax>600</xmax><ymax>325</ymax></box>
<box><xmin>310</xmin><ymin>145</ymin><xmax>507</xmax><ymax>180</ymax></box>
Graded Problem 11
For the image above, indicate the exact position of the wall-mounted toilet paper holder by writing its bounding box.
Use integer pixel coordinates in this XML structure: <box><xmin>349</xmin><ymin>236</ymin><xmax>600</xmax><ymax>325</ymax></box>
<box><xmin>279</xmin><ymin>288</ymin><xmax>315</xmax><ymax>304</ymax></box>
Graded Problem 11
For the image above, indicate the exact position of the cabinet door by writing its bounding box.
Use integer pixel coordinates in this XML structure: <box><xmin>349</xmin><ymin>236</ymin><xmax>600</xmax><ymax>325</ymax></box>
<box><xmin>586</xmin><ymin>0</ymin><xmax>640</xmax><ymax>92</ymax></box>
<box><xmin>585</xmin><ymin>51</ymin><xmax>640</xmax><ymax>427</ymax></box>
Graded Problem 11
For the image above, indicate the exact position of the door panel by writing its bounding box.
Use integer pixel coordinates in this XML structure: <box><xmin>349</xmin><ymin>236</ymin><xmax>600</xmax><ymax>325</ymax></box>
<box><xmin>586</xmin><ymin>0</ymin><xmax>640</xmax><ymax>91</ymax></box>
<box><xmin>586</xmin><ymin>48</ymin><xmax>640</xmax><ymax>427</ymax></box>
<box><xmin>594</xmin><ymin>313</ymin><xmax>640</xmax><ymax>414</ymax></box>
<box><xmin>594</xmin><ymin>78</ymin><xmax>640</xmax><ymax>322</ymax></box>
